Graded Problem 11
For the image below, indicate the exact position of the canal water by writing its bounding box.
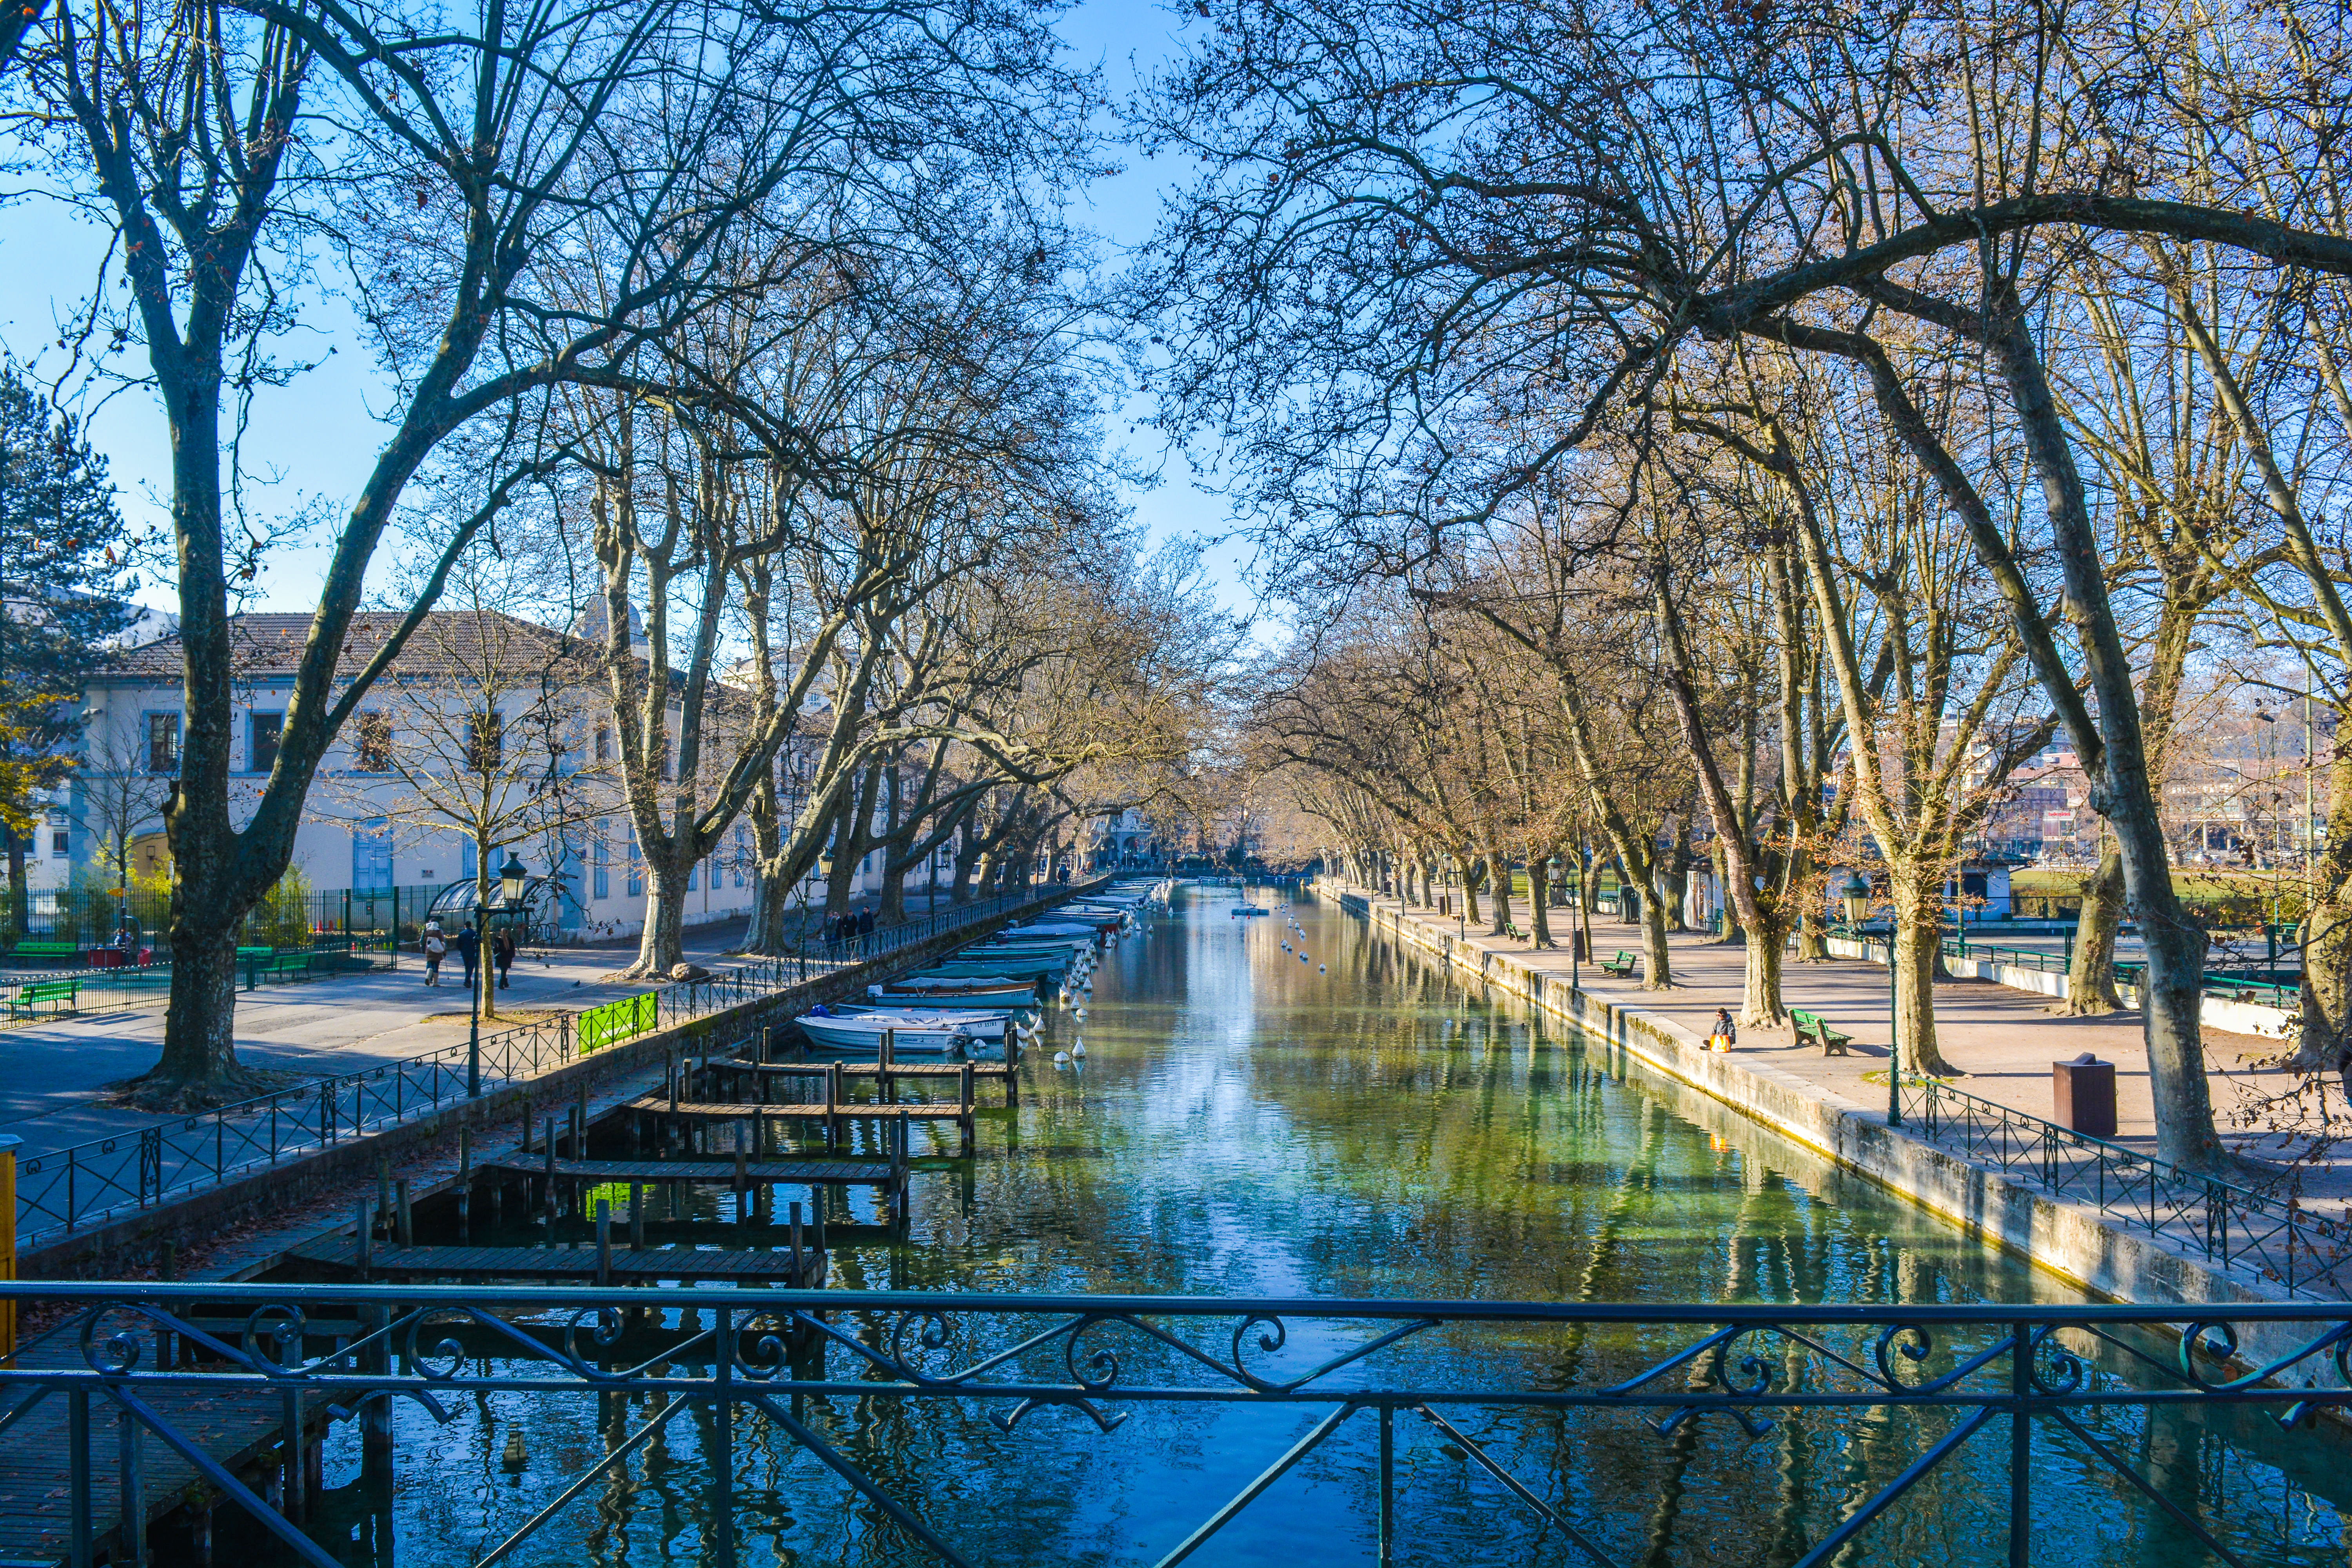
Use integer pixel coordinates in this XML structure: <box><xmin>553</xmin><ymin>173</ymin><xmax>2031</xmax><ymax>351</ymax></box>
<box><xmin>280</xmin><ymin>884</ymin><xmax>2347</xmax><ymax>1566</ymax></box>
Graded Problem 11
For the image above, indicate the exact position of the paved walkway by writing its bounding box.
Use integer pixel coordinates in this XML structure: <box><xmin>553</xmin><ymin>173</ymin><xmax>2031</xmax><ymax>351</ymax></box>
<box><xmin>0</xmin><ymin>920</ymin><xmax>755</xmax><ymax>1160</ymax></box>
<box><xmin>1353</xmin><ymin>886</ymin><xmax>2348</xmax><ymax>1200</ymax></box>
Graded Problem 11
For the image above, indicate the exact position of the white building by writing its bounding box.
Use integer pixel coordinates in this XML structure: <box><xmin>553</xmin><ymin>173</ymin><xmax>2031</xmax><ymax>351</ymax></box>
<box><xmin>69</xmin><ymin>612</ymin><xmax>787</xmax><ymax>940</ymax></box>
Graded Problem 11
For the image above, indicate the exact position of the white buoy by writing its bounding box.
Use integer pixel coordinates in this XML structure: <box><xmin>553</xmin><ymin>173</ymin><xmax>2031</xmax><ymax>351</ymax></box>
<box><xmin>1074</xmin><ymin>1006</ymin><xmax>1087</xmax><ymax>1021</ymax></box>
<box><xmin>1071</xmin><ymin>1042</ymin><xmax>1086</xmax><ymax>1059</ymax></box>
<box><xmin>1318</xmin><ymin>964</ymin><xmax>1327</xmax><ymax>973</ymax></box>
<box><xmin>1053</xmin><ymin>1050</ymin><xmax>1071</xmax><ymax>1064</ymax></box>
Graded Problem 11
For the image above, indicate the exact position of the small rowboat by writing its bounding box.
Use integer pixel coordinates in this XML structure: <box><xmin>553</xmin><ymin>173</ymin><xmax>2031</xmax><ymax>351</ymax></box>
<box><xmin>796</xmin><ymin>1012</ymin><xmax>975</xmax><ymax>1054</ymax></box>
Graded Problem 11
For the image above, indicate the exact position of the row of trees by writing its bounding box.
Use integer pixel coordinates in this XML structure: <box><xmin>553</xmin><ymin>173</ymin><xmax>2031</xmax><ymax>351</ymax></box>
<box><xmin>3</xmin><ymin>0</ymin><xmax>1227</xmax><ymax>1105</ymax></box>
<box><xmin>1146</xmin><ymin>0</ymin><xmax>2352</xmax><ymax>1169</ymax></box>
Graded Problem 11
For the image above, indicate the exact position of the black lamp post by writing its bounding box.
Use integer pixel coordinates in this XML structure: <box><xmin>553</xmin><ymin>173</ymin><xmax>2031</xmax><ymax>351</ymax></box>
<box><xmin>1840</xmin><ymin>870</ymin><xmax>1900</xmax><ymax>1128</ymax></box>
<box><xmin>467</xmin><ymin>855</ymin><xmax>529</xmax><ymax>1097</ymax></box>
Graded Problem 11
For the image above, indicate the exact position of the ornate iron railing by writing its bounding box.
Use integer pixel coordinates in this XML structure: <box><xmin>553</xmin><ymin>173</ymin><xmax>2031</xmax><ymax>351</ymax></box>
<box><xmin>1900</xmin><ymin>1075</ymin><xmax>2352</xmax><ymax>1301</ymax></box>
<box><xmin>1</xmin><ymin>1284</ymin><xmax>2346</xmax><ymax>1568</ymax></box>
<box><xmin>12</xmin><ymin>883</ymin><xmax>1100</xmax><ymax>1250</ymax></box>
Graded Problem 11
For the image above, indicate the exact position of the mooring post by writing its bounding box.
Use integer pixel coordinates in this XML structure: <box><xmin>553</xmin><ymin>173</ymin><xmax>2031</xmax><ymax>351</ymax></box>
<box><xmin>458</xmin><ymin>1127</ymin><xmax>474</xmax><ymax>1242</ymax></box>
<box><xmin>394</xmin><ymin>1178</ymin><xmax>412</xmax><ymax>1248</ymax></box>
<box><xmin>960</xmin><ymin>1063</ymin><xmax>976</xmax><ymax>1157</ymax></box>
<box><xmin>595</xmin><ymin>1200</ymin><xmax>612</xmax><ymax>1286</ymax></box>
<box><xmin>733</xmin><ymin>1144</ymin><xmax>749</xmax><ymax>1223</ymax></box>
<box><xmin>630</xmin><ymin>1183</ymin><xmax>646</xmax><ymax>1251</ymax></box>
<box><xmin>789</xmin><ymin>1202</ymin><xmax>804</xmax><ymax>1287</ymax></box>
<box><xmin>575</xmin><ymin>1081</ymin><xmax>588</xmax><ymax>1155</ymax></box>
<box><xmin>826</xmin><ymin>1062</ymin><xmax>842</xmax><ymax>1152</ymax></box>
<box><xmin>543</xmin><ymin>1116</ymin><xmax>558</xmax><ymax>1233</ymax></box>
<box><xmin>374</xmin><ymin>1156</ymin><xmax>391</xmax><ymax>1241</ymax></box>
<box><xmin>354</xmin><ymin>1200</ymin><xmax>372</xmax><ymax>1279</ymax></box>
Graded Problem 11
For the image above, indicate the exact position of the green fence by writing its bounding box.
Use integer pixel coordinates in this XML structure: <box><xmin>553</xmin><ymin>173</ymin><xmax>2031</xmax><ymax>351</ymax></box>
<box><xmin>578</xmin><ymin>990</ymin><xmax>657</xmax><ymax>1055</ymax></box>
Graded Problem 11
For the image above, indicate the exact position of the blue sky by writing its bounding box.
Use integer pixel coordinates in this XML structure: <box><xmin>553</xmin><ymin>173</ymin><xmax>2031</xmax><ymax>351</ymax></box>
<box><xmin>0</xmin><ymin>0</ymin><xmax>1258</xmax><ymax>628</ymax></box>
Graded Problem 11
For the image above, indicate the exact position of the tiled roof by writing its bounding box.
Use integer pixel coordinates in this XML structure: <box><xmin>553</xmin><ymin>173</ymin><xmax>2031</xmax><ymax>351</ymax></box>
<box><xmin>95</xmin><ymin>611</ymin><xmax>605</xmax><ymax>684</ymax></box>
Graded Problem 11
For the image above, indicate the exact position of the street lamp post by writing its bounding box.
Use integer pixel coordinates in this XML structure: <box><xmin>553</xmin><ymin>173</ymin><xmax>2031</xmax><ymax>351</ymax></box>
<box><xmin>468</xmin><ymin>854</ymin><xmax>529</xmax><ymax>1098</ymax></box>
<box><xmin>1841</xmin><ymin>871</ymin><xmax>1900</xmax><ymax>1128</ymax></box>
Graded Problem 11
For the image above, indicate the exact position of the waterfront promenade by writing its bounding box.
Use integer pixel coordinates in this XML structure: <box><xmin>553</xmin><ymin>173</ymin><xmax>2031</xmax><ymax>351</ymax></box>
<box><xmin>1344</xmin><ymin>885</ymin><xmax>2350</xmax><ymax>1200</ymax></box>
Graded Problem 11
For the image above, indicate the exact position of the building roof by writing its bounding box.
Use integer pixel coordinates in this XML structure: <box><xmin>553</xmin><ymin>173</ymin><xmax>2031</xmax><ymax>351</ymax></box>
<box><xmin>94</xmin><ymin>611</ymin><xmax>605</xmax><ymax>684</ymax></box>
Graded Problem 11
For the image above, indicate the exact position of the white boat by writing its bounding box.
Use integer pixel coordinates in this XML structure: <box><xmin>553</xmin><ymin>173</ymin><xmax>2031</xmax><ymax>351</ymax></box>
<box><xmin>796</xmin><ymin>1012</ymin><xmax>978</xmax><ymax>1054</ymax></box>
<box><xmin>830</xmin><ymin>1005</ymin><xmax>1022</xmax><ymax>1042</ymax></box>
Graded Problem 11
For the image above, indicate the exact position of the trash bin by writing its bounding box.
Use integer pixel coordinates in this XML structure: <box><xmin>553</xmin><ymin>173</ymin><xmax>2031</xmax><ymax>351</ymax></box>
<box><xmin>2053</xmin><ymin>1053</ymin><xmax>2116</xmax><ymax>1139</ymax></box>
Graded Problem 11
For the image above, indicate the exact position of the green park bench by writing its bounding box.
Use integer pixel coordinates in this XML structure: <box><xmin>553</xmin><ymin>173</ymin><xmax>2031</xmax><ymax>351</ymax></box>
<box><xmin>8</xmin><ymin>979</ymin><xmax>81</xmax><ymax>1019</ymax></box>
<box><xmin>1789</xmin><ymin>1008</ymin><xmax>1853</xmax><ymax>1056</ymax></box>
<box><xmin>8</xmin><ymin>941</ymin><xmax>82</xmax><ymax>963</ymax></box>
<box><xmin>1599</xmin><ymin>950</ymin><xmax>1639</xmax><ymax>978</ymax></box>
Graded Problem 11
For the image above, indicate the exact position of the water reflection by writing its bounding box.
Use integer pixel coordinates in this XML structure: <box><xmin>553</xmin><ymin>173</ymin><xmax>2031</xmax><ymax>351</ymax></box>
<box><xmin>250</xmin><ymin>886</ymin><xmax>2348</xmax><ymax>1566</ymax></box>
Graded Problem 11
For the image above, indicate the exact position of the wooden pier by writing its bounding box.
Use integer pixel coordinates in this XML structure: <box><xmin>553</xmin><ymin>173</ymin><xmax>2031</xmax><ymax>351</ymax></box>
<box><xmin>286</xmin><ymin>1235</ymin><xmax>827</xmax><ymax>1287</ymax></box>
<box><xmin>708</xmin><ymin>1054</ymin><xmax>1020</xmax><ymax>1105</ymax></box>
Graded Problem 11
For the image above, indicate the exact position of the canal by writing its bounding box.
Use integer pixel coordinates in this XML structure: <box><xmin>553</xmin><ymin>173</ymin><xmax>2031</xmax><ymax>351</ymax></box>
<box><xmin>272</xmin><ymin>884</ymin><xmax>2347</xmax><ymax>1566</ymax></box>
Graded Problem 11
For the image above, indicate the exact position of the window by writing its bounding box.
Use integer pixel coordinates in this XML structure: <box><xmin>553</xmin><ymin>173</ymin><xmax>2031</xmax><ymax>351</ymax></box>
<box><xmin>593</xmin><ymin>821</ymin><xmax>610</xmax><ymax>900</ymax></box>
<box><xmin>352</xmin><ymin>819</ymin><xmax>392</xmax><ymax>889</ymax></box>
<box><xmin>733</xmin><ymin>826</ymin><xmax>748</xmax><ymax>887</ymax></box>
<box><xmin>355</xmin><ymin>711</ymin><xmax>393</xmax><ymax>772</ymax></box>
<box><xmin>626</xmin><ymin>835</ymin><xmax>642</xmax><ymax>898</ymax></box>
<box><xmin>145</xmin><ymin>712</ymin><xmax>180</xmax><ymax>774</ymax></box>
<box><xmin>248</xmin><ymin>711</ymin><xmax>283</xmax><ymax>775</ymax></box>
<box><xmin>51</xmin><ymin>829</ymin><xmax>69</xmax><ymax>857</ymax></box>
<box><xmin>686</xmin><ymin>862</ymin><xmax>698</xmax><ymax>892</ymax></box>
<box><xmin>593</xmin><ymin>727</ymin><xmax>612</xmax><ymax>763</ymax></box>
<box><xmin>466</xmin><ymin>710</ymin><xmax>504</xmax><ymax>771</ymax></box>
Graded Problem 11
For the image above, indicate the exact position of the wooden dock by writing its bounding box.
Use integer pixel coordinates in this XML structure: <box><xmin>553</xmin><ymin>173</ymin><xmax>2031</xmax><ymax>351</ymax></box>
<box><xmin>287</xmin><ymin>1235</ymin><xmax>827</xmax><ymax>1287</ymax></box>
<box><xmin>708</xmin><ymin>1054</ymin><xmax>1020</xmax><ymax>1105</ymax></box>
<box><xmin>477</xmin><ymin>1154</ymin><xmax>898</xmax><ymax>1188</ymax></box>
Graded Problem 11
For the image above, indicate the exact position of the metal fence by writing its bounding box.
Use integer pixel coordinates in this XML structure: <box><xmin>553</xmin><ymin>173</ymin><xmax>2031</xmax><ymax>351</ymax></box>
<box><xmin>11</xmin><ymin>881</ymin><xmax>1103</xmax><ymax>1249</ymax></box>
<box><xmin>1900</xmin><ymin>1074</ymin><xmax>2352</xmax><ymax>1301</ymax></box>
<box><xmin>2</xmin><ymin>1284</ymin><xmax>2347</xmax><ymax>1568</ymax></box>
<box><xmin>8</xmin><ymin>885</ymin><xmax>444</xmax><ymax>956</ymax></box>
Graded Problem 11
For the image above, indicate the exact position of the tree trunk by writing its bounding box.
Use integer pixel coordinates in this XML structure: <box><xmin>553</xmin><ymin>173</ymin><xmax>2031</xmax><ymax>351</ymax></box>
<box><xmin>1742</xmin><ymin>928</ymin><xmax>1785</xmax><ymax>1029</ymax></box>
<box><xmin>633</xmin><ymin>859</ymin><xmax>688</xmax><ymax>975</ymax></box>
<box><xmin>1639</xmin><ymin>889</ymin><xmax>1672</xmax><ymax>990</ymax></box>
<box><xmin>1894</xmin><ymin>881</ymin><xmax>1961</xmax><ymax>1076</ymax></box>
<box><xmin>143</xmin><ymin>919</ymin><xmax>249</xmax><ymax>1106</ymax></box>
<box><xmin>1487</xmin><ymin>848</ymin><xmax>1513</xmax><ymax>936</ymax></box>
<box><xmin>1456</xmin><ymin>853</ymin><xmax>1482</xmax><ymax>926</ymax></box>
<box><xmin>2289</xmin><ymin>742</ymin><xmax>2352</xmax><ymax>1071</ymax></box>
<box><xmin>1527</xmin><ymin>857</ymin><xmax>1553</xmax><ymax>948</ymax></box>
<box><xmin>2066</xmin><ymin>849</ymin><xmax>2127</xmax><ymax>1014</ymax></box>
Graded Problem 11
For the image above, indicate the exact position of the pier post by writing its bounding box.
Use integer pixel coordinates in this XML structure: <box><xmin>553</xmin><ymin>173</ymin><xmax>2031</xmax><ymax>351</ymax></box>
<box><xmin>959</xmin><ymin>1064</ymin><xmax>976</xmax><ymax>1157</ymax></box>
<box><xmin>595</xmin><ymin>1201</ymin><xmax>612</xmax><ymax>1285</ymax></box>
<box><xmin>458</xmin><ymin>1129</ymin><xmax>474</xmax><ymax>1242</ymax></box>
<box><xmin>826</xmin><ymin>1063</ymin><xmax>842</xmax><ymax>1151</ymax></box>
<box><xmin>891</xmin><ymin>1120</ymin><xmax>909</xmax><ymax>1225</ymax></box>
<box><xmin>733</xmin><ymin>1145</ymin><xmax>749</xmax><ymax>1224</ymax></box>
<box><xmin>395</xmin><ymin>1178</ymin><xmax>413</xmax><ymax>1247</ymax></box>
<box><xmin>543</xmin><ymin>1117</ymin><xmax>558</xmax><ymax>1234</ymax></box>
<box><xmin>789</xmin><ymin>1203</ymin><xmax>803</xmax><ymax>1286</ymax></box>
<box><xmin>355</xmin><ymin>1200</ymin><xmax>372</xmax><ymax>1279</ymax></box>
<box><xmin>630</xmin><ymin>1183</ymin><xmax>646</xmax><ymax>1250</ymax></box>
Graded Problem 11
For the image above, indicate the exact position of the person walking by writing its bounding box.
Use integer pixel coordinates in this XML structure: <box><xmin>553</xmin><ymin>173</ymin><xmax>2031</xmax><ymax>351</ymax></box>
<box><xmin>421</xmin><ymin>920</ymin><xmax>448</xmax><ymax>987</ymax></box>
<box><xmin>492</xmin><ymin>929</ymin><xmax>516</xmax><ymax>990</ymax></box>
<box><xmin>453</xmin><ymin>922</ymin><xmax>481</xmax><ymax>994</ymax></box>
<box><xmin>856</xmin><ymin>908</ymin><xmax>875</xmax><ymax>938</ymax></box>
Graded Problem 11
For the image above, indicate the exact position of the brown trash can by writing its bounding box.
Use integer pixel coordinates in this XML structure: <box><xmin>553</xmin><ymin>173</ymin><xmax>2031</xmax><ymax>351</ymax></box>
<box><xmin>2053</xmin><ymin>1053</ymin><xmax>2117</xmax><ymax>1139</ymax></box>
